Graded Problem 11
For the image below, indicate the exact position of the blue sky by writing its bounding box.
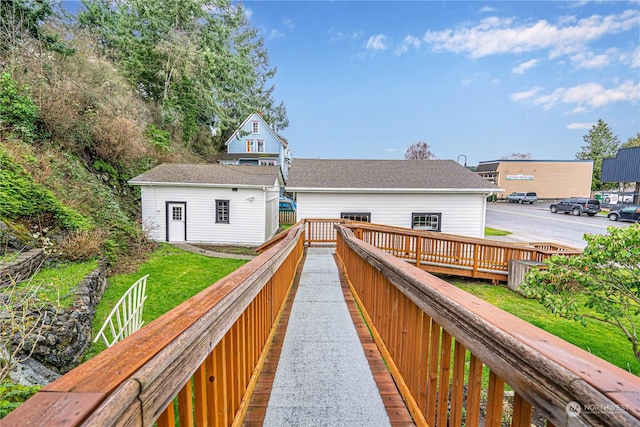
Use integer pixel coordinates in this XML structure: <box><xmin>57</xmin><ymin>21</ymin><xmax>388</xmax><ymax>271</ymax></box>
<box><xmin>243</xmin><ymin>1</ymin><xmax>640</xmax><ymax>166</ymax></box>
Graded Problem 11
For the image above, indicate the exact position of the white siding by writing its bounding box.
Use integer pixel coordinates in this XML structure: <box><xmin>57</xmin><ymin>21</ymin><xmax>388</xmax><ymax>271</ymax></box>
<box><xmin>295</xmin><ymin>192</ymin><xmax>487</xmax><ymax>238</ymax></box>
<box><xmin>140</xmin><ymin>185</ymin><xmax>268</xmax><ymax>245</ymax></box>
<box><xmin>265</xmin><ymin>185</ymin><xmax>280</xmax><ymax>240</ymax></box>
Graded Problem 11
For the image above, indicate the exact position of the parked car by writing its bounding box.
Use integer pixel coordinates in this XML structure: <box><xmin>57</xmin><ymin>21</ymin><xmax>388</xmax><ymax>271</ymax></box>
<box><xmin>506</xmin><ymin>192</ymin><xmax>538</xmax><ymax>204</ymax></box>
<box><xmin>549</xmin><ymin>198</ymin><xmax>601</xmax><ymax>216</ymax></box>
<box><xmin>607</xmin><ymin>205</ymin><xmax>640</xmax><ymax>222</ymax></box>
<box><xmin>279</xmin><ymin>196</ymin><xmax>296</xmax><ymax>211</ymax></box>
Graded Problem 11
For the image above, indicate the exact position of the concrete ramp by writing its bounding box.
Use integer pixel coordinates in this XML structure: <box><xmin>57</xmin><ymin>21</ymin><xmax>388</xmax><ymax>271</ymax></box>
<box><xmin>263</xmin><ymin>247</ymin><xmax>391</xmax><ymax>427</ymax></box>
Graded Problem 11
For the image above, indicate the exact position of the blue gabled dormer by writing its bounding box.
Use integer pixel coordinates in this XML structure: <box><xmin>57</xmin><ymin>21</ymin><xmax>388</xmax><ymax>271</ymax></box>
<box><xmin>220</xmin><ymin>113</ymin><xmax>291</xmax><ymax>180</ymax></box>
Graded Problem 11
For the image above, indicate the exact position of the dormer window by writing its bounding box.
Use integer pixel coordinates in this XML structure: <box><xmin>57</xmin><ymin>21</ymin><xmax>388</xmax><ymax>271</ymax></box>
<box><xmin>252</xmin><ymin>121</ymin><xmax>259</xmax><ymax>134</ymax></box>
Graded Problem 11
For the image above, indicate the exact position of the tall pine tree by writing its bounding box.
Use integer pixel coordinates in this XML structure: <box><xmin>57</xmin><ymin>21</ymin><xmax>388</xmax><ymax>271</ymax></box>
<box><xmin>576</xmin><ymin>119</ymin><xmax>619</xmax><ymax>191</ymax></box>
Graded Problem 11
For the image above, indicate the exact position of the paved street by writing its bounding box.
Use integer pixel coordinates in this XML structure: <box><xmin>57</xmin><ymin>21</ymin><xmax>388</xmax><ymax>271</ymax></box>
<box><xmin>486</xmin><ymin>202</ymin><xmax>631</xmax><ymax>249</ymax></box>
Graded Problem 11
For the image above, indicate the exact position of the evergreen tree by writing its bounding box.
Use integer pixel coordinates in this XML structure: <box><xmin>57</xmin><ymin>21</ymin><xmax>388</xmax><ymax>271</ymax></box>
<box><xmin>575</xmin><ymin>119</ymin><xmax>619</xmax><ymax>191</ymax></box>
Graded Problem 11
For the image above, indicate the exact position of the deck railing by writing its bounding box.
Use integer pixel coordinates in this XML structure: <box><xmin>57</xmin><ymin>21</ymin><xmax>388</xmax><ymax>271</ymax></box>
<box><xmin>344</xmin><ymin>222</ymin><xmax>581</xmax><ymax>282</ymax></box>
<box><xmin>335</xmin><ymin>224</ymin><xmax>639</xmax><ymax>426</ymax></box>
<box><xmin>4</xmin><ymin>225</ymin><xmax>306</xmax><ymax>426</ymax></box>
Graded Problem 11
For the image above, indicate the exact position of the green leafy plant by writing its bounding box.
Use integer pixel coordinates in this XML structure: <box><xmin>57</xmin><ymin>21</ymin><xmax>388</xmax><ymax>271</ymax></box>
<box><xmin>0</xmin><ymin>382</ymin><xmax>41</xmax><ymax>419</ymax></box>
<box><xmin>0</xmin><ymin>72</ymin><xmax>39</xmax><ymax>141</ymax></box>
<box><xmin>145</xmin><ymin>124</ymin><xmax>171</xmax><ymax>152</ymax></box>
<box><xmin>520</xmin><ymin>224</ymin><xmax>640</xmax><ymax>363</ymax></box>
<box><xmin>0</xmin><ymin>148</ymin><xmax>91</xmax><ymax>231</ymax></box>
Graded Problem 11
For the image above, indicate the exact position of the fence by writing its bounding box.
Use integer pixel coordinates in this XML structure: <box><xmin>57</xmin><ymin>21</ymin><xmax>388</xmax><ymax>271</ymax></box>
<box><xmin>335</xmin><ymin>224</ymin><xmax>639</xmax><ymax>426</ymax></box>
<box><xmin>4</xmin><ymin>225</ymin><xmax>306</xmax><ymax>426</ymax></box>
<box><xmin>93</xmin><ymin>274</ymin><xmax>148</xmax><ymax>348</ymax></box>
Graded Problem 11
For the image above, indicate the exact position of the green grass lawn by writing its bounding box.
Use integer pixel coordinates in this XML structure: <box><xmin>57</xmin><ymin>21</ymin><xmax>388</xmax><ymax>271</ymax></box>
<box><xmin>86</xmin><ymin>243</ymin><xmax>249</xmax><ymax>358</ymax></box>
<box><xmin>484</xmin><ymin>227</ymin><xmax>512</xmax><ymax>236</ymax></box>
<box><xmin>454</xmin><ymin>281</ymin><xmax>640</xmax><ymax>375</ymax></box>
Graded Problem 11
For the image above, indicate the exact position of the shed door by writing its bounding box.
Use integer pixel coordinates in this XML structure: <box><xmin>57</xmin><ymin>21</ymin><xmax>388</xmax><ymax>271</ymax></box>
<box><xmin>167</xmin><ymin>202</ymin><xmax>186</xmax><ymax>242</ymax></box>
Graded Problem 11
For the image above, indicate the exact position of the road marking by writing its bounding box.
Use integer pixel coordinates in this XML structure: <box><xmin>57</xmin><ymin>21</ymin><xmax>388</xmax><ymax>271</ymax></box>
<box><xmin>486</xmin><ymin>207</ymin><xmax>608</xmax><ymax>229</ymax></box>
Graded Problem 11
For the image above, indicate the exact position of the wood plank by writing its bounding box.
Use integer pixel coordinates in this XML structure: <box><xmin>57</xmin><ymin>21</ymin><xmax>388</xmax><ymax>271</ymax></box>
<box><xmin>1</xmin><ymin>392</ymin><xmax>105</xmax><ymax>426</ymax></box>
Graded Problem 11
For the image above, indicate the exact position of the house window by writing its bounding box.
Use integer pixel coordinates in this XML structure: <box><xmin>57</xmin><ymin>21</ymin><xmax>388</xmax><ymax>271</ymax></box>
<box><xmin>412</xmin><ymin>213</ymin><xmax>441</xmax><ymax>231</ymax></box>
<box><xmin>216</xmin><ymin>200</ymin><xmax>229</xmax><ymax>223</ymax></box>
<box><xmin>252</xmin><ymin>121</ymin><xmax>259</xmax><ymax>134</ymax></box>
<box><xmin>259</xmin><ymin>159</ymin><xmax>276</xmax><ymax>165</ymax></box>
<box><xmin>257</xmin><ymin>140</ymin><xmax>265</xmax><ymax>152</ymax></box>
<box><xmin>341</xmin><ymin>212</ymin><xmax>371</xmax><ymax>222</ymax></box>
<box><xmin>246</xmin><ymin>140</ymin><xmax>254</xmax><ymax>152</ymax></box>
<box><xmin>172</xmin><ymin>206</ymin><xmax>183</xmax><ymax>221</ymax></box>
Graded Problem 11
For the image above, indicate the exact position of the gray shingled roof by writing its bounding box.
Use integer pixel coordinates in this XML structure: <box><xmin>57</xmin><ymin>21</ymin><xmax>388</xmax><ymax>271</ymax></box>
<box><xmin>286</xmin><ymin>159</ymin><xmax>498</xmax><ymax>190</ymax></box>
<box><xmin>128</xmin><ymin>163</ymin><xmax>282</xmax><ymax>186</ymax></box>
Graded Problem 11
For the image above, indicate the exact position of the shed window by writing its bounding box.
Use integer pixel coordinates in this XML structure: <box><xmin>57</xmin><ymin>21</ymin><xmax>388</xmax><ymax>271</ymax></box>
<box><xmin>341</xmin><ymin>212</ymin><xmax>371</xmax><ymax>222</ymax></box>
<box><xmin>216</xmin><ymin>200</ymin><xmax>229</xmax><ymax>223</ymax></box>
<box><xmin>412</xmin><ymin>213</ymin><xmax>441</xmax><ymax>231</ymax></box>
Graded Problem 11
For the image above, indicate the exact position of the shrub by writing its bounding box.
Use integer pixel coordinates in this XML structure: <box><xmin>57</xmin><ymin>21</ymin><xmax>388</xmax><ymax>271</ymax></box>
<box><xmin>0</xmin><ymin>382</ymin><xmax>41</xmax><ymax>419</ymax></box>
<box><xmin>57</xmin><ymin>228</ymin><xmax>108</xmax><ymax>261</ymax></box>
<box><xmin>0</xmin><ymin>72</ymin><xmax>39</xmax><ymax>141</ymax></box>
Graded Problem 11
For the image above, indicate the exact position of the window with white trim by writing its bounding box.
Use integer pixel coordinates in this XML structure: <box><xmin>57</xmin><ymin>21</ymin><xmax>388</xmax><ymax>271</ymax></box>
<box><xmin>246</xmin><ymin>139</ymin><xmax>254</xmax><ymax>152</ymax></box>
<box><xmin>252</xmin><ymin>121</ymin><xmax>259</xmax><ymax>134</ymax></box>
<box><xmin>412</xmin><ymin>213</ymin><xmax>441</xmax><ymax>231</ymax></box>
<box><xmin>257</xmin><ymin>139</ymin><xmax>265</xmax><ymax>152</ymax></box>
<box><xmin>341</xmin><ymin>212</ymin><xmax>371</xmax><ymax>222</ymax></box>
<box><xmin>216</xmin><ymin>200</ymin><xmax>229</xmax><ymax>223</ymax></box>
<box><xmin>172</xmin><ymin>206</ymin><xmax>183</xmax><ymax>221</ymax></box>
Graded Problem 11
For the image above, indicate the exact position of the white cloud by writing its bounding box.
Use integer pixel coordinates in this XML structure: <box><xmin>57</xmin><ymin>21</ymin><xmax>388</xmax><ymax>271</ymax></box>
<box><xmin>329</xmin><ymin>27</ymin><xmax>363</xmax><ymax>42</ymax></box>
<box><xmin>479</xmin><ymin>6</ymin><xmax>497</xmax><ymax>13</ymax></box>
<box><xmin>511</xmin><ymin>87</ymin><xmax>543</xmax><ymax>101</ymax></box>
<box><xmin>512</xmin><ymin>59</ymin><xmax>539</xmax><ymax>74</ymax></box>
<box><xmin>366</xmin><ymin>34</ymin><xmax>388</xmax><ymax>51</ymax></box>
<box><xmin>269</xmin><ymin>29</ymin><xmax>285</xmax><ymax>40</ymax></box>
<box><xmin>514</xmin><ymin>80</ymin><xmax>640</xmax><ymax>112</ymax></box>
<box><xmin>421</xmin><ymin>9</ymin><xmax>640</xmax><ymax>59</ymax></box>
<box><xmin>566</xmin><ymin>122</ymin><xmax>595</xmax><ymax>130</ymax></box>
<box><xmin>570</xmin><ymin>49</ymin><xmax>615</xmax><ymax>69</ymax></box>
<box><xmin>283</xmin><ymin>18</ymin><xmax>294</xmax><ymax>30</ymax></box>
<box><xmin>394</xmin><ymin>35</ymin><xmax>421</xmax><ymax>56</ymax></box>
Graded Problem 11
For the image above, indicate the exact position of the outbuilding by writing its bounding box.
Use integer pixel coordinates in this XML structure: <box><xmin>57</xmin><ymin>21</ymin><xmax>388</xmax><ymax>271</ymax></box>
<box><xmin>286</xmin><ymin>159</ymin><xmax>500</xmax><ymax>238</ymax></box>
<box><xmin>128</xmin><ymin>164</ymin><xmax>283</xmax><ymax>245</ymax></box>
<box><xmin>476</xmin><ymin>160</ymin><xmax>593</xmax><ymax>200</ymax></box>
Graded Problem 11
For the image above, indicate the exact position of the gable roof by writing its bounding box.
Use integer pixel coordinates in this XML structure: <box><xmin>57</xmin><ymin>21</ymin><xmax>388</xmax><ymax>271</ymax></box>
<box><xmin>286</xmin><ymin>159</ymin><xmax>499</xmax><ymax>192</ymax></box>
<box><xmin>224</xmin><ymin>113</ymin><xmax>288</xmax><ymax>148</ymax></box>
<box><xmin>128</xmin><ymin>163</ymin><xmax>283</xmax><ymax>187</ymax></box>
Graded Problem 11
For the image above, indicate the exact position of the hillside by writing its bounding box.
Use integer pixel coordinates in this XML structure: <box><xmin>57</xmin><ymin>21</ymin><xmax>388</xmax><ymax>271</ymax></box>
<box><xmin>0</xmin><ymin>0</ymin><xmax>287</xmax><ymax>268</ymax></box>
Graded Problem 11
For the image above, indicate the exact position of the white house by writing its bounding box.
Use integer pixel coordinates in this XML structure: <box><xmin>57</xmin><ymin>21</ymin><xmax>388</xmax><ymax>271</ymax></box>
<box><xmin>286</xmin><ymin>159</ymin><xmax>501</xmax><ymax>238</ymax></box>
<box><xmin>128</xmin><ymin>164</ymin><xmax>283</xmax><ymax>246</ymax></box>
<box><xmin>220</xmin><ymin>113</ymin><xmax>291</xmax><ymax>181</ymax></box>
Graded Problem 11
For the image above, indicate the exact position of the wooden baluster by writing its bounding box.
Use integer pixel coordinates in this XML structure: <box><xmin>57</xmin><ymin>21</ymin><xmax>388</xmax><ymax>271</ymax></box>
<box><xmin>485</xmin><ymin>370</ymin><xmax>505</xmax><ymax>427</ymax></box>
<box><xmin>177</xmin><ymin>378</ymin><xmax>194</xmax><ymax>426</ymax></box>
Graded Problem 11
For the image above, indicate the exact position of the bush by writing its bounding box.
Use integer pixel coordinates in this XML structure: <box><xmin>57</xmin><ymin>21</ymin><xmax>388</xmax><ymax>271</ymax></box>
<box><xmin>0</xmin><ymin>382</ymin><xmax>41</xmax><ymax>419</ymax></box>
<box><xmin>0</xmin><ymin>72</ymin><xmax>39</xmax><ymax>141</ymax></box>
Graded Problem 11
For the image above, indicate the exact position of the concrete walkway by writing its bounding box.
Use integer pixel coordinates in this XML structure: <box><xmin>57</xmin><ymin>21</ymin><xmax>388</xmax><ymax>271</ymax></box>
<box><xmin>263</xmin><ymin>247</ymin><xmax>391</xmax><ymax>427</ymax></box>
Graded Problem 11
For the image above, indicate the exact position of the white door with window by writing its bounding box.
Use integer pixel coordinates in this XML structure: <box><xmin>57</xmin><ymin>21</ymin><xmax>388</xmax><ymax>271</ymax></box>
<box><xmin>167</xmin><ymin>202</ymin><xmax>186</xmax><ymax>242</ymax></box>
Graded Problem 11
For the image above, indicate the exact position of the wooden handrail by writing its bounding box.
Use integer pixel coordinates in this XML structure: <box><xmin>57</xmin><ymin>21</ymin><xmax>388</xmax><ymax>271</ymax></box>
<box><xmin>335</xmin><ymin>225</ymin><xmax>639</xmax><ymax>426</ymax></box>
<box><xmin>4</xmin><ymin>224</ymin><xmax>306</xmax><ymax>426</ymax></box>
<box><xmin>343</xmin><ymin>222</ymin><xmax>581</xmax><ymax>281</ymax></box>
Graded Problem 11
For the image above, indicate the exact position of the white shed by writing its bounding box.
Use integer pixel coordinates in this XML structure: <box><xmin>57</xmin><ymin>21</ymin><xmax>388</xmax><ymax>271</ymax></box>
<box><xmin>128</xmin><ymin>164</ymin><xmax>283</xmax><ymax>246</ymax></box>
<box><xmin>286</xmin><ymin>159</ymin><xmax>501</xmax><ymax>238</ymax></box>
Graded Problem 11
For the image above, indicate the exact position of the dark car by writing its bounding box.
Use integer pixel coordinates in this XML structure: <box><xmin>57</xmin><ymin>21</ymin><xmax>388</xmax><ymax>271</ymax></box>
<box><xmin>549</xmin><ymin>198</ymin><xmax>601</xmax><ymax>216</ymax></box>
<box><xmin>506</xmin><ymin>192</ymin><xmax>538</xmax><ymax>204</ymax></box>
<box><xmin>279</xmin><ymin>196</ymin><xmax>296</xmax><ymax>211</ymax></box>
<box><xmin>607</xmin><ymin>205</ymin><xmax>640</xmax><ymax>222</ymax></box>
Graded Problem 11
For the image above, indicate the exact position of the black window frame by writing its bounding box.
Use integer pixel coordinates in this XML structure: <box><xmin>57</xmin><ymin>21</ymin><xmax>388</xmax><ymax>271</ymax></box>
<box><xmin>216</xmin><ymin>199</ymin><xmax>230</xmax><ymax>223</ymax></box>
<box><xmin>340</xmin><ymin>212</ymin><xmax>371</xmax><ymax>222</ymax></box>
<box><xmin>411</xmin><ymin>212</ymin><xmax>442</xmax><ymax>231</ymax></box>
